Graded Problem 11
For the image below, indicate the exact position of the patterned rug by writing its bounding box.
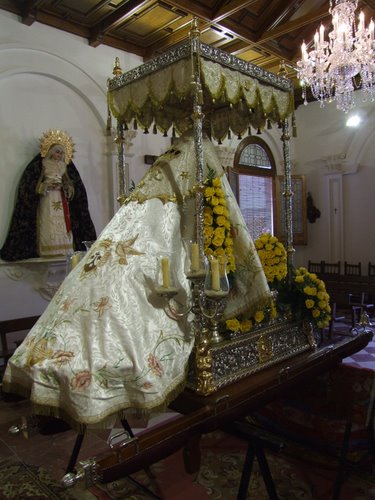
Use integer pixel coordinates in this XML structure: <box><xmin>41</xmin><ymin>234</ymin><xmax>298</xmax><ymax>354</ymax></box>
<box><xmin>0</xmin><ymin>457</ymin><xmax>73</xmax><ymax>499</ymax></box>
<box><xmin>0</xmin><ymin>431</ymin><xmax>374</xmax><ymax>499</ymax></box>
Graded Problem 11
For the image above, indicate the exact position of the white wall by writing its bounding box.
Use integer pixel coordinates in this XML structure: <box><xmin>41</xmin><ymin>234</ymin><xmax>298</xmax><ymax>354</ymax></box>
<box><xmin>292</xmin><ymin>97</ymin><xmax>375</xmax><ymax>269</ymax></box>
<box><xmin>0</xmin><ymin>10</ymin><xmax>143</xmax><ymax>320</ymax></box>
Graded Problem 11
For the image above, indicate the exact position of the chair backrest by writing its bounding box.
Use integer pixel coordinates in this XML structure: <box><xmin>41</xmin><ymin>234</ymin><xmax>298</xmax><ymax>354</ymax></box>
<box><xmin>322</xmin><ymin>260</ymin><xmax>341</xmax><ymax>275</ymax></box>
<box><xmin>344</xmin><ymin>261</ymin><xmax>361</xmax><ymax>276</ymax></box>
<box><xmin>369</xmin><ymin>262</ymin><xmax>375</xmax><ymax>277</ymax></box>
<box><xmin>308</xmin><ymin>260</ymin><xmax>323</xmax><ymax>274</ymax></box>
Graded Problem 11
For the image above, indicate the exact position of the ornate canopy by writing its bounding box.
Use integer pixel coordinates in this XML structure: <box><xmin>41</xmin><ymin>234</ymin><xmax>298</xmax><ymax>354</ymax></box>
<box><xmin>108</xmin><ymin>41</ymin><xmax>294</xmax><ymax>141</ymax></box>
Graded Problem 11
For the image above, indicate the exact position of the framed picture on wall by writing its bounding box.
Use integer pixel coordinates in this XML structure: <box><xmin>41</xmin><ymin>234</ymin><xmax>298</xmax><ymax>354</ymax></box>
<box><xmin>275</xmin><ymin>174</ymin><xmax>307</xmax><ymax>245</ymax></box>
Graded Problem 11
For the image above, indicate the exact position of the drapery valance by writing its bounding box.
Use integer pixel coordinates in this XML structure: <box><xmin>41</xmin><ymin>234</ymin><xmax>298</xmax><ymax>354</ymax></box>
<box><xmin>108</xmin><ymin>42</ymin><xmax>294</xmax><ymax>141</ymax></box>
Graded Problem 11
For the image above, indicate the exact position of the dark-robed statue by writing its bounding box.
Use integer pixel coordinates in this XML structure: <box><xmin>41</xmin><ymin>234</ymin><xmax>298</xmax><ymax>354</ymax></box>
<box><xmin>1</xmin><ymin>129</ymin><xmax>96</xmax><ymax>261</ymax></box>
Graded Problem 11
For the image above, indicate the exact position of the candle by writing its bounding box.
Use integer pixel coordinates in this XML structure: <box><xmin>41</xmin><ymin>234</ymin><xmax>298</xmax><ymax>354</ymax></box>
<box><xmin>370</xmin><ymin>20</ymin><xmax>374</xmax><ymax>40</ymax></box>
<box><xmin>191</xmin><ymin>243</ymin><xmax>199</xmax><ymax>272</ymax></box>
<box><xmin>210</xmin><ymin>258</ymin><xmax>220</xmax><ymax>292</ymax></box>
<box><xmin>161</xmin><ymin>257</ymin><xmax>171</xmax><ymax>288</ymax></box>
<box><xmin>319</xmin><ymin>24</ymin><xmax>324</xmax><ymax>45</ymax></box>
<box><xmin>314</xmin><ymin>31</ymin><xmax>319</xmax><ymax>49</ymax></box>
<box><xmin>71</xmin><ymin>253</ymin><xmax>81</xmax><ymax>269</ymax></box>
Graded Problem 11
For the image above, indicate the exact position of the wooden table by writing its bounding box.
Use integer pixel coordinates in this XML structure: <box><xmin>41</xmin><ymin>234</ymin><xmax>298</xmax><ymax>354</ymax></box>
<box><xmin>96</xmin><ymin>330</ymin><xmax>372</xmax><ymax>483</ymax></box>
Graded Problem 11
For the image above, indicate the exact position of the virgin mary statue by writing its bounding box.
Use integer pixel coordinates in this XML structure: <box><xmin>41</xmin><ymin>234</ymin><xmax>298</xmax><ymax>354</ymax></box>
<box><xmin>3</xmin><ymin>130</ymin><xmax>270</xmax><ymax>428</ymax></box>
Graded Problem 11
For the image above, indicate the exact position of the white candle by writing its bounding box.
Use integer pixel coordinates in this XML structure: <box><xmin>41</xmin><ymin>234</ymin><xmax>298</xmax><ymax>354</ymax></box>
<box><xmin>211</xmin><ymin>258</ymin><xmax>220</xmax><ymax>292</ymax></box>
<box><xmin>370</xmin><ymin>20</ymin><xmax>374</xmax><ymax>40</ymax></box>
<box><xmin>358</xmin><ymin>11</ymin><xmax>364</xmax><ymax>31</ymax></box>
<box><xmin>161</xmin><ymin>257</ymin><xmax>171</xmax><ymax>288</ymax></box>
<box><xmin>191</xmin><ymin>243</ymin><xmax>199</xmax><ymax>272</ymax></box>
<box><xmin>319</xmin><ymin>24</ymin><xmax>324</xmax><ymax>44</ymax></box>
<box><xmin>71</xmin><ymin>253</ymin><xmax>81</xmax><ymax>269</ymax></box>
<box><xmin>301</xmin><ymin>42</ymin><xmax>307</xmax><ymax>61</ymax></box>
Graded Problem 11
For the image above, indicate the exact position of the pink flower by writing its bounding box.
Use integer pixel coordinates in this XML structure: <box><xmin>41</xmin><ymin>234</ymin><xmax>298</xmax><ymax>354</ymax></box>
<box><xmin>147</xmin><ymin>354</ymin><xmax>163</xmax><ymax>377</ymax></box>
<box><xmin>71</xmin><ymin>370</ymin><xmax>92</xmax><ymax>390</ymax></box>
<box><xmin>52</xmin><ymin>350</ymin><xmax>74</xmax><ymax>364</ymax></box>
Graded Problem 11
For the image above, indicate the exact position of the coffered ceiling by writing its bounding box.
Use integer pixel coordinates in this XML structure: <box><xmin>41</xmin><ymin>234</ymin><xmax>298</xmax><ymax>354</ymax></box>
<box><xmin>1</xmin><ymin>0</ymin><xmax>374</xmax><ymax>101</ymax></box>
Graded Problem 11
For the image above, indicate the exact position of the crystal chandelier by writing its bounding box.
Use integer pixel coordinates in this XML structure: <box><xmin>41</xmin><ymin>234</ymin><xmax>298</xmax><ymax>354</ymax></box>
<box><xmin>297</xmin><ymin>0</ymin><xmax>375</xmax><ymax>112</ymax></box>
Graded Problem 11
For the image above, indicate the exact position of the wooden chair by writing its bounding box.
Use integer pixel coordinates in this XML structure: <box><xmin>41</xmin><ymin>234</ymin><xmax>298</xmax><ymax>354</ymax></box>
<box><xmin>368</xmin><ymin>262</ymin><xmax>375</xmax><ymax>277</ymax></box>
<box><xmin>0</xmin><ymin>316</ymin><xmax>39</xmax><ymax>376</ymax></box>
<box><xmin>307</xmin><ymin>260</ymin><xmax>323</xmax><ymax>274</ymax></box>
<box><xmin>344</xmin><ymin>262</ymin><xmax>361</xmax><ymax>276</ymax></box>
<box><xmin>322</xmin><ymin>260</ymin><xmax>341</xmax><ymax>276</ymax></box>
<box><xmin>328</xmin><ymin>303</ymin><xmax>347</xmax><ymax>338</ymax></box>
<box><xmin>348</xmin><ymin>292</ymin><xmax>374</xmax><ymax>327</ymax></box>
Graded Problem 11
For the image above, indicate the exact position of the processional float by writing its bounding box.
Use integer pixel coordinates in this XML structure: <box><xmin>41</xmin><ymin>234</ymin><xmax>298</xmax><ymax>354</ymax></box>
<box><xmin>11</xmin><ymin>20</ymin><xmax>364</xmax><ymax>491</ymax></box>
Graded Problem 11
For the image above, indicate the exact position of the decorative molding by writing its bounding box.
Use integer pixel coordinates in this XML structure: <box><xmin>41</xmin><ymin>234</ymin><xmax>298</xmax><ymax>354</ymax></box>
<box><xmin>319</xmin><ymin>154</ymin><xmax>359</xmax><ymax>174</ymax></box>
<box><xmin>0</xmin><ymin>259</ymin><xmax>66</xmax><ymax>301</ymax></box>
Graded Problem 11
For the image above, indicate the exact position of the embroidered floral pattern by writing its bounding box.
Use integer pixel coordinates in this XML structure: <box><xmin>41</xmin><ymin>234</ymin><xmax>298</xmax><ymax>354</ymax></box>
<box><xmin>147</xmin><ymin>354</ymin><xmax>164</xmax><ymax>377</ymax></box>
<box><xmin>70</xmin><ymin>370</ymin><xmax>92</xmax><ymax>391</ymax></box>
<box><xmin>93</xmin><ymin>296</ymin><xmax>111</xmax><ymax>318</ymax></box>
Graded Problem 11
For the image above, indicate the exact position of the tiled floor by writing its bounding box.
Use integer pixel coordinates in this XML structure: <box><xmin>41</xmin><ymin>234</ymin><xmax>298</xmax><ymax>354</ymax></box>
<box><xmin>0</xmin><ymin>319</ymin><xmax>373</xmax><ymax>496</ymax></box>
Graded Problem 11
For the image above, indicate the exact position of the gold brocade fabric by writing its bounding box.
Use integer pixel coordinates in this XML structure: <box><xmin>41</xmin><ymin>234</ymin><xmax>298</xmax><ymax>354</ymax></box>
<box><xmin>109</xmin><ymin>58</ymin><xmax>293</xmax><ymax>137</ymax></box>
<box><xmin>3</xmin><ymin>132</ymin><xmax>270</xmax><ymax>427</ymax></box>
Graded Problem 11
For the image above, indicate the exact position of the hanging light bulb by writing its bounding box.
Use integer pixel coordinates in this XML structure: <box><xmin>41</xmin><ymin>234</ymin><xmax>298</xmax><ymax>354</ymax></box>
<box><xmin>296</xmin><ymin>0</ymin><xmax>375</xmax><ymax>112</ymax></box>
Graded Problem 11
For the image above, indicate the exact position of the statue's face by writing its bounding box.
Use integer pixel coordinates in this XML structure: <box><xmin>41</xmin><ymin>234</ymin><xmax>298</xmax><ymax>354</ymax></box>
<box><xmin>50</xmin><ymin>147</ymin><xmax>64</xmax><ymax>161</ymax></box>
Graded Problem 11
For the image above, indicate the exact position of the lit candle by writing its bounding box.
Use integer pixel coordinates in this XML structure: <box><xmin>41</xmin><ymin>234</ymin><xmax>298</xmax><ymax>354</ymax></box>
<box><xmin>358</xmin><ymin>11</ymin><xmax>364</xmax><ymax>31</ymax></box>
<box><xmin>71</xmin><ymin>253</ymin><xmax>81</xmax><ymax>269</ymax></box>
<box><xmin>161</xmin><ymin>257</ymin><xmax>171</xmax><ymax>288</ymax></box>
<box><xmin>319</xmin><ymin>24</ymin><xmax>325</xmax><ymax>45</ymax></box>
<box><xmin>301</xmin><ymin>42</ymin><xmax>307</xmax><ymax>61</ymax></box>
<box><xmin>191</xmin><ymin>243</ymin><xmax>199</xmax><ymax>272</ymax></box>
<box><xmin>210</xmin><ymin>258</ymin><xmax>220</xmax><ymax>292</ymax></box>
<box><xmin>314</xmin><ymin>31</ymin><xmax>319</xmax><ymax>49</ymax></box>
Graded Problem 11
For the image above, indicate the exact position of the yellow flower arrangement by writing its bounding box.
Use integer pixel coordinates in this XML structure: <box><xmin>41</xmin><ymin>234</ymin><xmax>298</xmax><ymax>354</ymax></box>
<box><xmin>203</xmin><ymin>167</ymin><xmax>235</xmax><ymax>275</ymax></box>
<box><xmin>254</xmin><ymin>233</ymin><xmax>287</xmax><ymax>285</ymax></box>
<box><xmin>291</xmin><ymin>267</ymin><xmax>331</xmax><ymax>328</ymax></box>
<box><xmin>227</xmin><ymin>234</ymin><xmax>332</xmax><ymax>332</ymax></box>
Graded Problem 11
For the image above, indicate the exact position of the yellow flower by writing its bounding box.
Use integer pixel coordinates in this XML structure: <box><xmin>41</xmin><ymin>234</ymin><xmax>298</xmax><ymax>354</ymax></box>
<box><xmin>213</xmin><ymin>205</ymin><xmax>225</xmax><ymax>215</ymax></box>
<box><xmin>212</xmin><ymin>235</ymin><xmax>225</xmax><ymax>247</ymax></box>
<box><xmin>254</xmin><ymin>310</ymin><xmax>265</xmax><ymax>323</ymax></box>
<box><xmin>226</xmin><ymin>318</ymin><xmax>241</xmax><ymax>332</ymax></box>
<box><xmin>204</xmin><ymin>212</ymin><xmax>213</xmax><ymax>225</ymax></box>
<box><xmin>204</xmin><ymin>186</ymin><xmax>215</xmax><ymax>198</ymax></box>
<box><xmin>305</xmin><ymin>299</ymin><xmax>315</xmax><ymax>309</ymax></box>
<box><xmin>216</xmin><ymin>215</ymin><xmax>227</xmax><ymax>226</ymax></box>
<box><xmin>212</xmin><ymin>177</ymin><xmax>221</xmax><ymax>187</ymax></box>
<box><xmin>240</xmin><ymin>319</ymin><xmax>253</xmax><ymax>332</ymax></box>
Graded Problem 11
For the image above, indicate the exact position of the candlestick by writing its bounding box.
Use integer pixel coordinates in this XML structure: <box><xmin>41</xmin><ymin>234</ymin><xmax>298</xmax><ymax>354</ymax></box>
<box><xmin>161</xmin><ymin>257</ymin><xmax>171</xmax><ymax>288</ymax></box>
<box><xmin>210</xmin><ymin>258</ymin><xmax>220</xmax><ymax>292</ymax></box>
<box><xmin>191</xmin><ymin>243</ymin><xmax>200</xmax><ymax>272</ymax></box>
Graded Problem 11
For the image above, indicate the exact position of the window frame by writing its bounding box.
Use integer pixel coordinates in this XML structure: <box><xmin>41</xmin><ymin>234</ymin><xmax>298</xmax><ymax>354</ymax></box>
<box><xmin>230</xmin><ymin>136</ymin><xmax>277</xmax><ymax>237</ymax></box>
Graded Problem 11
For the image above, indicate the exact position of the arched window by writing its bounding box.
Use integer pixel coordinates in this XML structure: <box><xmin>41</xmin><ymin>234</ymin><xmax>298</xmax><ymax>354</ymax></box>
<box><xmin>231</xmin><ymin>137</ymin><xmax>276</xmax><ymax>240</ymax></box>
